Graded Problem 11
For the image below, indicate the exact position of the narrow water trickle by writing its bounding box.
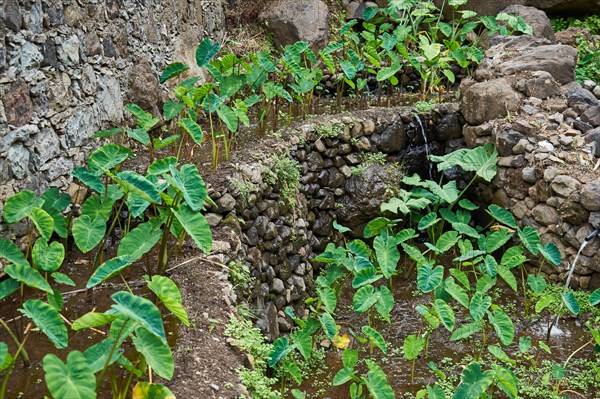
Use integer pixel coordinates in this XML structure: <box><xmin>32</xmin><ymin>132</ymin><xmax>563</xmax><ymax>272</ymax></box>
<box><xmin>415</xmin><ymin>115</ymin><xmax>433</xmax><ymax>180</ymax></box>
<box><xmin>551</xmin><ymin>228</ymin><xmax>600</xmax><ymax>334</ymax></box>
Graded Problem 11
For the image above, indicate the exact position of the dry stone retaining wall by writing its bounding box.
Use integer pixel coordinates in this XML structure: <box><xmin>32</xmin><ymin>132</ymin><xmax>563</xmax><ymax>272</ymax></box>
<box><xmin>202</xmin><ymin>106</ymin><xmax>461</xmax><ymax>339</ymax></box>
<box><xmin>459</xmin><ymin>32</ymin><xmax>600</xmax><ymax>290</ymax></box>
<box><xmin>0</xmin><ymin>0</ymin><xmax>225</xmax><ymax>225</ymax></box>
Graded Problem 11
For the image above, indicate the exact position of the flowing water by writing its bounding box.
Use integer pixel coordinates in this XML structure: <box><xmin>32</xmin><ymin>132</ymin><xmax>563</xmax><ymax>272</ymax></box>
<box><xmin>414</xmin><ymin>115</ymin><xmax>433</xmax><ymax>181</ymax></box>
<box><xmin>551</xmin><ymin>229</ymin><xmax>600</xmax><ymax>334</ymax></box>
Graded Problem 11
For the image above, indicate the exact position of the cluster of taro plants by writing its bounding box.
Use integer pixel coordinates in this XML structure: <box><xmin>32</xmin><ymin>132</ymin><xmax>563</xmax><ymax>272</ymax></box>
<box><xmin>152</xmin><ymin>0</ymin><xmax>532</xmax><ymax>170</ymax></box>
<box><xmin>0</xmin><ymin>115</ymin><xmax>213</xmax><ymax>397</ymax></box>
<box><xmin>159</xmin><ymin>38</ymin><xmax>323</xmax><ymax>169</ymax></box>
<box><xmin>319</xmin><ymin>0</ymin><xmax>531</xmax><ymax>104</ymax></box>
<box><xmin>257</xmin><ymin>144</ymin><xmax>600</xmax><ymax>399</ymax></box>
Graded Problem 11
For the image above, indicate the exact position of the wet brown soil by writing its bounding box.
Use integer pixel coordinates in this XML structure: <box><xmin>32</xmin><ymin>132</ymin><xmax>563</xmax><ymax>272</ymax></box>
<box><xmin>0</xmin><ymin>241</ymin><xmax>246</xmax><ymax>399</ymax></box>
<box><xmin>292</xmin><ymin>270</ymin><xmax>598</xmax><ymax>398</ymax></box>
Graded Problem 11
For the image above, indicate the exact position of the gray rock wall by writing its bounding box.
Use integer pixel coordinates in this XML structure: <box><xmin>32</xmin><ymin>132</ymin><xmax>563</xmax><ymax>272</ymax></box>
<box><xmin>0</xmin><ymin>0</ymin><xmax>225</xmax><ymax>205</ymax></box>
<box><xmin>202</xmin><ymin>106</ymin><xmax>461</xmax><ymax>340</ymax></box>
<box><xmin>460</xmin><ymin>34</ymin><xmax>600</xmax><ymax>290</ymax></box>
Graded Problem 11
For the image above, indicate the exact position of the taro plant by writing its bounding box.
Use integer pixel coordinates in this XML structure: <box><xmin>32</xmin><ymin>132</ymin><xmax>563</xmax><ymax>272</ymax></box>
<box><xmin>43</xmin><ymin>274</ymin><xmax>187</xmax><ymax>399</ymax></box>
<box><xmin>1</xmin><ymin>99</ymin><xmax>212</xmax><ymax>397</ymax></box>
<box><xmin>303</xmin><ymin>144</ymin><xmax>570</xmax><ymax>398</ymax></box>
<box><xmin>332</xmin><ymin>348</ymin><xmax>395</xmax><ymax>399</ymax></box>
<box><xmin>0</xmin><ymin>188</ymin><xmax>73</xmax><ymax>379</ymax></box>
<box><xmin>0</xmin><ymin>184</ymin><xmax>194</xmax><ymax>398</ymax></box>
<box><xmin>72</xmin><ymin>142</ymin><xmax>212</xmax><ymax>279</ymax></box>
<box><xmin>151</xmin><ymin>1</ymin><xmax>531</xmax><ymax>169</ymax></box>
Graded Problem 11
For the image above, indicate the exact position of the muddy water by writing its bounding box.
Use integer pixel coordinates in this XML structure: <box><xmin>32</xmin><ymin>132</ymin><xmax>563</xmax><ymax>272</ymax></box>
<box><xmin>294</xmin><ymin>271</ymin><xmax>597</xmax><ymax>398</ymax></box>
<box><xmin>0</xmin><ymin>247</ymin><xmax>180</xmax><ymax>399</ymax></box>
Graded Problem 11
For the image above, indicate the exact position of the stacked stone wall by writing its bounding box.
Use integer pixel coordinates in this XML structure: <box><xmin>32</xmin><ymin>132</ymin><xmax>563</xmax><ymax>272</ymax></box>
<box><xmin>201</xmin><ymin>106</ymin><xmax>461</xmax><ymax>339</ymax></box>
<box><xmin>0</xmin><ymin>0</ymin><xmax>225</xmax><ymax>228</ymax></box>
<box><xmin>459</xmin><ymin>34</ymin><xmax>600</xmax><ymax>290</ymax></box>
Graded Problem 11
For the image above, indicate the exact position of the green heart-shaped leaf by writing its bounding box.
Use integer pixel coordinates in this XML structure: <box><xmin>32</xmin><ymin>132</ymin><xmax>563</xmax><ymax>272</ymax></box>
<box><xmin>21</xmin><ymin>299</ymin><xmax>68</xmax><ymax>348</ymax></box>
<box><xmin>72</xmin><ymin>215</ymin><xmax>106</xmax><ymax>253</ymax></box>
<box><xmin>32</xmin><ymin>239</ymin><xmax>65</xmax><ymax>272</ymax></box>
<box><xmin>43</xmin><ymin>351</ymin><xmax>96</xmax><ymax>399</ymax></box>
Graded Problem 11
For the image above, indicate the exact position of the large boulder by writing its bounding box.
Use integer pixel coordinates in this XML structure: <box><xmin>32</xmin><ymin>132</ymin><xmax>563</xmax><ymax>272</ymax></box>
<box><xmin>259</xmin><ymin>0</ymin><xmax>330</xmax><ymax>50</ymax></box>
<box><xmin>527</xmin><ymin>0</ymin><xmax>600</xmax><ymax>13</ymax></box>
<box><xmin>127</xmin><ymin>61</ymin><xmax>161</xmax><ymax>116</ymax></box>
<box><xmin>478</xmin><ymin>36</ymin><xmax>577</xmax><ymax>85</ymax></box>
<box><xmin>433</xmin><ymin>0</ymin><xmax>600</xmax><ymax>16</ymax></box>
<box><xmin>500</xmin><ymin>5</ymin><xmax>555</xmax><ymax>43</ymax></box>
<box><xmin>336</xmin><ymin>164</ymin><xmax>401</xmax><ymax>231</ymax></box>
<box><xmin>461</xmin><ymin>78</ymin><xmax>522</xmax><ymax>125</ymax></box>
<box><xmin>496</xmin><ymin>45</ymin><xmax>577</xmax><ymax>84</ymax></box>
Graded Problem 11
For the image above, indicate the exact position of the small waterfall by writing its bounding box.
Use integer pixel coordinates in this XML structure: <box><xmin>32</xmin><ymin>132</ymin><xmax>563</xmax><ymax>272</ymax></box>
<box><xmin>415</xmin><ymin>115</ymin><xmax>433</xmax><ymax>180</ymax></box>
<box><xmin>550</xmin><ymin>228</ymin><xmax>600</xmax><ymax>335</ymax></box>
<box><xmin>563</xmin><ymin>229</ymin><xmax>599</xmax><ymax>291</ymax></box>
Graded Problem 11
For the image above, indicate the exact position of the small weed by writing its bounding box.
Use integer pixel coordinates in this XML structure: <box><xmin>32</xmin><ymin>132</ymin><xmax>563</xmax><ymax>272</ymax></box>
<box><xmin>350</xmin><ymin>151</ymin><xmax>387</xmax><ymax>176</ymax></box>
<box><xmin>414</xmin><ymin>101</ymin><xmax>436</xmax><ymax>113</ymax></box>
<box><xmin>225</xmin><ymin>315</ymin><xmax>280</xmax><ymax>399</ymax></box>
<box><xmin>208</xmin><ymin>318</ymin><xmax>220</xmax><ymax>334</ymax></box>
<box><xmin>232</xmin><ymin>179</ymin><xmax>257</xmax><ymax>202</ymax></box>
<box><xmin>229</xmin><ymin>261</ymin><xmax>255</xmax><ymax>289</ymax></box>
<box><xmin>263</xmin><ymin>156</ymin><xmax>301</xmax><ymax>206</ymax></box>
<box><xmin>315</xmin><ymin>122</ymin><xmax>344</xmax><ymax>139</ymax></box>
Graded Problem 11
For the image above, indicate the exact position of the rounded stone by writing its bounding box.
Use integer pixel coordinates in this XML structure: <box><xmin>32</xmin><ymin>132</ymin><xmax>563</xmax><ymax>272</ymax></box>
<box><xmin>271</xmin><ymin>278</ymin><xmax>285</xmax><ymax>294</ymax></box>
<box><xmin>580</xmin><ymin>181</ymin><xmax>600</xmax><ymax>211</ymax></box>
<box><xmin>522</xmin><ymin>166</ymin><xmax>537</xmax><ymax>184</ymax></box>
<box><xmin>550</xmin><ymin>175</ymin><xmax>580</xmax><ymax>198</ymax></box>
<box><xmin>532</xmin><ymin>204</ymin><xmax>560</xmax><ymax>226</ymax></box>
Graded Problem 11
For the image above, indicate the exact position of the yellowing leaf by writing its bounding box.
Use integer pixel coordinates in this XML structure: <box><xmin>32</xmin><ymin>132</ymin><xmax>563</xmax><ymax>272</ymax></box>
<box><xmin>333</xmin><ymin>334</ymin><xmax>350</xmax><ymax>350</ymax></box>
<box><xmin>132</xmin><ymin>382</ymin><xmax>175</xmax><ymax>399</ymax></box>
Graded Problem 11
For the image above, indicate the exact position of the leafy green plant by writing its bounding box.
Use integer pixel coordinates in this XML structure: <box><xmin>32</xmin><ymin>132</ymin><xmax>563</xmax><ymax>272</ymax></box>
<box><xmin>1</xmin><ymin>96</ymin><xmax>211</xmax><ymax>398</ymax></box>
<box><xmin>54</xmin><ymin>277</ymin><xmax>188</xmax><ymax>399</ymax></box>
<box><xmin>332</xmin><ymin>349</ymin><xmax>394</xmax><ymax>399</ymax></box>
<box><xmin>575</xmin><ymin>37</ymin><xmax>600</xmax><ymax>84</ymax></box>
<box><xmin>225</xmin><ymin>315</ymin><xmax>280</xmax><ymax>399</ymax></box>
<box><xmin>262</xmin><ymin>156</ymin><xmax>301</xmax><ymax>206</ymax></box>
<box><xmin>71</xmin><ymin>143</ymin><xmax>212</xmax><ymax>276</ymax></box>
<box><xmin>295</xmin><ymin>143</ymin><xmax>586</xmax><ymax>398</ymax></box>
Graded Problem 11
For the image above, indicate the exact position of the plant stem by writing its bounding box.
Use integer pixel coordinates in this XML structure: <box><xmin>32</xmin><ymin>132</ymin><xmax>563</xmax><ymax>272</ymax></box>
<box><xmin>0</xmin><ymin>319</ymin><xmax>30</xmax><ymax>367</ymax></box>
<box><xmin>93</xmin><ymin>201</ymin><xmax>125</xmax><ymax>269</ymax></box>
<box><xmin>520</xmin><ymin>265</ymin><xmax>529</xmax><ymax>315</ymax></box>
<box><xmin>98</xmin><ymin>320</ymin><xmax>130</xmax><ymax>386</ymax></box>
<box><xmin>563</xmin><ymin>339</ymin><xmax>592</xmax><ymax>369</ymax></box>
<box><xmin>119</xmin><ymin>354</ymin><xmax>141</xmax><ymax>399</ymax></box>
<box><xmin>0</xmin><ymin>323</ymin><xmax>31</xmax><ymax>398</ymax></box>
<box><xmin>208</xmin><ymin>111</ymin><xmax>217</xmax><ymax>170</ymax></box>
<box><xmin>120</xmin><ymin>274</ymin><xmax>133</xmax><ymax>295</ymax></box>
<box><xmin>477</xmin><ymin>323</ymin><xmax>487</xmax><ymax>361</ymax></box>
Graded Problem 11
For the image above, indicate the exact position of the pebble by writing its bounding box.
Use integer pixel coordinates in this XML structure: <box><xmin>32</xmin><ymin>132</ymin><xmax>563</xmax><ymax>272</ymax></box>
<box><xmin>559</xmin><ymin>136</ymin><xmax>573</xmax><ymax>146</ymax></box>
<box><xmin>538</xmin><ymin>140</ymin><xmax>555</xmax><ymax>152</ymax></box>
<box><xmin>549</xmin><ymin>112</ymin><xmax>564</xmax><ymax>124</ymax></box>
